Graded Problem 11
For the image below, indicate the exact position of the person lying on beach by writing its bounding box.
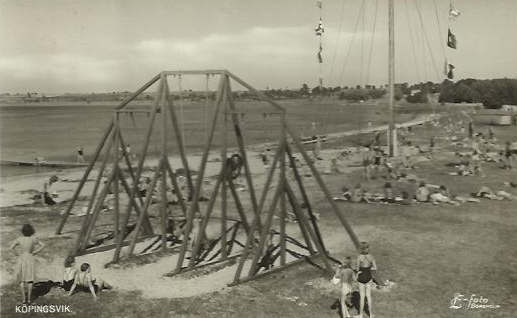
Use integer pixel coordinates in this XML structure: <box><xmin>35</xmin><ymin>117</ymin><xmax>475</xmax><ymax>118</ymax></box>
<box><xmin>430</xmin><ymin>186</ymin><xmax>460</xmax><ymax>206</ymax></box>
<box><xmin>68</xmin><ymin>263</ymin><xmax>112</xmax><ymax>301</ymax></box>
<box><xmin>472</xmin><ymin>186</ymin><xmax>515</xmax><ymax>201</ymax></box>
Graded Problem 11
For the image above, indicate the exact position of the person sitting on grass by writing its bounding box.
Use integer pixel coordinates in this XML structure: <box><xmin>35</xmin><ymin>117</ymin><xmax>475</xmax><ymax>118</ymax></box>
<box><xmin>61</xmin><ymin>255</ymin><xmax>77</xmax><ymax>291</ymax></box>
<box><xmin>341</xmin><ymin>186</ymin><xmax>352</xmax><ymax>201</ymax></box>
<box><xmin>42</xmin><ymin>175</ymin><xmax>59</xmax><ymax>206</ymax></box>
<box><xmin>68</xmin><ymin>263</ymin><xmax>112</xmax><ymax>301</ymax></box>
<box><xmin>415</xmin><ymin>182</ymin><xmax>430</xmax><ymax>202</ymax></box>
<box><xmin>351</xmin><ymin>184</ymin><xmax>369</xmax><ymax>203</ymax></box>
<box><xmin>382</xmin><ymin>182</ymin><xmax>395</xmax><ymax>203</ymax></box>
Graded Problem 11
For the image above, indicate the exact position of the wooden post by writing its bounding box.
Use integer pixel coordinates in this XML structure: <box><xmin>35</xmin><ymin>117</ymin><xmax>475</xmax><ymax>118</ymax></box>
<box><xmin>221</xmin><ymin>108</ymin><xmax>228</xmax><ymax>259</ymax></box>
<box><xmin>247</xmin><ymin>183</ymin><xmax>283</xmax><ymax>278</ymax></box>
<box><xmin>71</xmin><ymin>132</ymin><xmax>114</xmax><ymax>254</ymax></box>
<box><xmin>284</xmin><ymin>185</ymin><xmax>314</xmax><ymax>254</ymax></box>
<box><xmin>113</xmin><ymin>114</ymin><xmax>120</xmax><ymax>241</ymax></box>
<box><xmin>279</xmin><ymin>116</ymin><xmax>287</xmax><ymax>266</ymax></box>
<box><xmin>79</xmin><ymin>166</ymin><xmax>118</xmax><ymax>252</ymax></box>
<box><xmin>226</xmin><ymin>179</ymin><xmax>250</xmax><ymax>234</ymax></box>
<box><xmin>284</xmin><ymin>143</ymin><xmax>326</xmax><ymax>251</ymax></box>
<box><xmin>164</xmin><ymin>159</ymin><xmax>187</xmax><ymax>217</ymax></box>
<box><xmin>188</xmin><ymin>167</ymin><xmax>224</xmax><ymax>267</ymax></box>
<box><xmin>56</xmin><ymin>121</ymin><xmax>114</xmax><ymax>234</ymax></box>
<box><xmin>127</xmin><ymin>160</ymin><xmax>163</xmax><ymax>256</ymax></box>
<box><xmin>164</xmin><ymin>79</ymin><xmax>194</xmax><ymax>198</ymax></box>
<box><xmin>160</xmin><ymin>80</ymin><xmax>168</xmax><ymax>252</ymax></box>
<box><xmin>225</xmin><ymin>76</ymin><xmax>261</xmax><ymax>231</ymax></box>
<box><xmin>284</xmin><ymin>182</ymin><xmax>333</xmax><ymax>273</ymax></box>
<box><xmin>286</xmin><ymin>126</ymin><xmax>360</xmax><ymax>249</ymax></box>
<box><xmin>174</xmin><ymin>75</ymin><xmax>227</xmax><ymax>273</ymax></box>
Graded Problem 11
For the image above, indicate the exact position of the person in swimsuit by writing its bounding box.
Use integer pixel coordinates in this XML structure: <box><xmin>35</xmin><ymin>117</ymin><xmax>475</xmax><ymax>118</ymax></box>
<box><xmin>61</xmin><ymin>255</ymin><xmax>77</xmax><ymax>291</ymax></box>
<box><xmin>68</xmin><ymin>263</ymin><xmax>111</xmax><ymax>301</ymax></box>
<box><xmin>356</xmin><ymin>242</ymin><xmax>377</xmax><ymax>318</ymax></box>
<box><xmin>10</xmin><ymin>224</ymin><xmax>45</xmax><ymax>304</ymax></box>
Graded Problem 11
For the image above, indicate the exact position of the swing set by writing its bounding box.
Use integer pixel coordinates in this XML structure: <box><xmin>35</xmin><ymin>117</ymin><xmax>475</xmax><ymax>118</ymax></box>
<box><xmin>55</xmin><ymin>69</ymin><xmax>360</xmax><ymax>285</ymax></box>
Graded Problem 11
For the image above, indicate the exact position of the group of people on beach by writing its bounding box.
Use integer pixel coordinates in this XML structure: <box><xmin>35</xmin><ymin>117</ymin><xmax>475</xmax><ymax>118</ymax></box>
<box><xmin>10</xmin><ymin>223</ymin><xmax>111</xmax><ymax>304</ymax></box>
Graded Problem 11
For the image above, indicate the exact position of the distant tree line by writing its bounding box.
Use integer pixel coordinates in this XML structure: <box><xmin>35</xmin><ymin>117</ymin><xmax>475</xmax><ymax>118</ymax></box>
<box><xmin>439</xmin><ymin>78</ymin><xmax>517</xmax><ymax>109</ymax></box>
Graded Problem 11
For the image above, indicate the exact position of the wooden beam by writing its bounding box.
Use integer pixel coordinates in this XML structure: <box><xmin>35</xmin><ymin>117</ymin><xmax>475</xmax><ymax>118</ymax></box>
<box><xmin>279</xmin><ymin>117</ymin><xmax>287</xmax><ymax>266</ymax></box>
<box><xmin>284</xmin><ymin>182</ymin><xmax>333</xmax><ymax>273</ymax></box>
<box><xmin>127</xmin><ymin>160</ymin><xmax>163</xmax><ymax>256</ymax></box>
<box><xmin>286</xmin><ymin>125</ymin><xmax>360</xmax><ymax>249</ymax></box>
<box><xmin>285</xmin><ymin>143</ymin><xmax>326</xmax><ymax>251</ymax></box>
<box><xmin>226</xmin><ymin>178</ymin><xmax>250</xmax><ymax>234</ymax></box>
<box><xmin>188</xmin><ymin>166</ymin><xmax>224</xmax><ymax>267</ymax></box>
<box><xmin>164</xmin><ymin>159</ymin><xmax>187</xmax><ymax>217</ymax></box>
<box><xmin>116</xmin><ymin>74</ymin><xmax>160</xmax><ymax>110</ymax></box>
<box><xmin>221</xmin><ymin>110</ymin><xmax>228</xmax><ymax>259</ymax></box>
<box><xmin>229</xmin><ymin>253</ymin><xmax>323</xmax><ymax>287</ymax></box>
<box><xmin>164</xmin><ymin>78</ymin><xmax>194</xmax><ymax>199</ymax></box>
<box><xmin>79</xmin><ymin>165</ymin><xmax>118</xmax><ymax>252</ymax></box>
<box><xmin>284</xmin><ymin>185</ymin><xmax>315</xmax><ymax>254</ymax></box>
<box><xmin>162</xmin><ymin>70</ymin><xmax>227</xmax><ymax>76</ymax></box>
<box><xmin>113</xmin><ymin>115</ymin><xmax>120</xmax><ymax>241</ymax></box>
<box><xmin>225</xmin><ymin>76</ymin><xmax>261</xmax><ymax>231</ymax></box>
<box><xmin>71</xmin><ymin>132</ymin><xmax>114</xmax><ymax>254</ymax></box>
<box><xmin>247</xmin><ymin>183</ymin><xmax>283</xmax><ymax>278</ymax></box>
<box><xmin>56</xmin><ymin>121</ymin><xmax>114</xmax><ymax>234</ymax></box>
<box><xmin>174</xmin><ymin>75</ymin><xmax>227</xmax><ymax>273</ymax></box>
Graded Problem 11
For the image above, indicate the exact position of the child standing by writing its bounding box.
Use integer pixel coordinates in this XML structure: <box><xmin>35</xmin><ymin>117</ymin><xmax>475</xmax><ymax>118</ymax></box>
<box><xmin>356</xmin><ymin>242</ymin><xmax>377</xmax><ymax>318</ymax></box>
<box><xmin>10</xmin><ymin>224</ymin><xmax>45</xmax><ymax>304</ymax></box>
<box><xmin>332</xmin><ymin>256</ymin><xmax>355</xmax><ymax>318</ymax></box>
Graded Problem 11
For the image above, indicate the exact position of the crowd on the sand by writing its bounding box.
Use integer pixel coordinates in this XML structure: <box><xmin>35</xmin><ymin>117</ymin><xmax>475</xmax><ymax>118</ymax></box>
<box><xmin>330</xmin><ymin>119</ymin><xmax>517</xmax><ymax>207</ymax></box>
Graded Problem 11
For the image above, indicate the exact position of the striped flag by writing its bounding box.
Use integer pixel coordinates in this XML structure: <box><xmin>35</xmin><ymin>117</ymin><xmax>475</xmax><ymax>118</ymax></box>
<box><xmin>316</xmin><ymin>1</ymin><xmax>322</xmax><ymax>9</ymax></box>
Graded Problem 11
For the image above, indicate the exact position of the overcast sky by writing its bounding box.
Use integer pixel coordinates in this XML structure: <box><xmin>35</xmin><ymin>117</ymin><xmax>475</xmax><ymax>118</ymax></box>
<box><xmin>0</xmin><ymin>0</ymin><xmax>516</xmax><ymax>93</ymax></box>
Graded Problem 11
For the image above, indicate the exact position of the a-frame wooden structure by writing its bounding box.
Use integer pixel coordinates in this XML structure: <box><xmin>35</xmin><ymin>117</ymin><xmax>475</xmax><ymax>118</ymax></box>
<box><xmin>56</xmin><ymin>70</ymin><xmax>360</xmax><ymax>284</ymax></box>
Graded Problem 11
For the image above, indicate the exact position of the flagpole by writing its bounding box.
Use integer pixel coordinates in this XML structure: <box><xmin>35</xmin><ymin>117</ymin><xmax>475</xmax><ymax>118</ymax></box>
<box><xmin>388</xmin><ymin>0</ymin><xmax>396</xmax><ymax>157</ymax></box>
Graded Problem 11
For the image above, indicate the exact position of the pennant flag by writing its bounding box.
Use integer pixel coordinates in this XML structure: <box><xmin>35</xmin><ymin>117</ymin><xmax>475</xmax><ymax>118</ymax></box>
<box><xmin>447</xmin><ymin>29</ymin><xmax>457</xmax><ymax>49</ymax></box>
<box><xmin>315</xmin><ymin>19</ymin><xmax>324</xmax><ymax>36</ymax></box>
<box><xmin>316</xmin><ymin>1</ymin><xmax>322</xmax><ymax>9</ymax></box>
<box><xmin>447</xmin><ymin>64</ymin><xmax>455</xmax><ymax>79</ymax></box>
<box><xmin>317</xmin><ymin>44</ymin><xmax>323</xmax><ymax>63</ymax></box>
<box><xmin>449</xmin><ymin>3</ymin><xmax>461</xmax><ymax>20</ymax></box>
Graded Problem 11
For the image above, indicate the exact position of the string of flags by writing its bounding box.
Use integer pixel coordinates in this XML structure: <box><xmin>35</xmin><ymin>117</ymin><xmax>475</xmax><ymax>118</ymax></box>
<box><xmin>445</xmin><ymin>1</ymin><xmax>460</xmax><ymax>79</ymax></box>
<box><xmin>315</xmin><ymin>1</ymin><xmax>324</xmax><ymax>87</ymax></box>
